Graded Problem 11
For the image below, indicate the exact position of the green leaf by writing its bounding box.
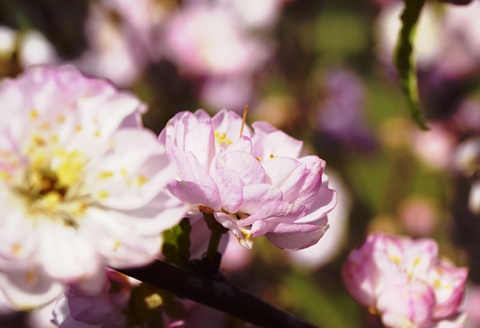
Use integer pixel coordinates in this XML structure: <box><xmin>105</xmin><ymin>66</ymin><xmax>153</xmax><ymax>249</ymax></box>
<box><xmin>161</xmin><ymin>218</ymin><xmax>191</xmax><ymax>269</ymax></box>
<box><xmin>393</xmin><ymin>0</ymin><xmax>429</xmax><ymax>130</ymax></box>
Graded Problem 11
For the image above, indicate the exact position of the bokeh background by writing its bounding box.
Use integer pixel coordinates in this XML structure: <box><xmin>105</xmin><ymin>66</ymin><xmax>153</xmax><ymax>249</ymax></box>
<box><xmin>1</xmin><ymin>0</ymin><xmax>480</xmax><ymax>327</ymax></box>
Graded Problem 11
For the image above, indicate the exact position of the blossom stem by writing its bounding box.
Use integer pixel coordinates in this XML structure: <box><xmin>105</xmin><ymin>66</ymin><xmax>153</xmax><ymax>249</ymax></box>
<box><xmin>204</xmin><ymin>213</ymin><xmax>228</xmax><ymax>264</ymax></box>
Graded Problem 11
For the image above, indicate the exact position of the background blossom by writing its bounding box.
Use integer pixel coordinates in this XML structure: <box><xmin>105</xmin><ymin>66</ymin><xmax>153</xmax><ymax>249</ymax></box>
<box><xmin>342</xmin><ymin>233</ymin><xmax>468</xmax><ymax>328</ymax></box>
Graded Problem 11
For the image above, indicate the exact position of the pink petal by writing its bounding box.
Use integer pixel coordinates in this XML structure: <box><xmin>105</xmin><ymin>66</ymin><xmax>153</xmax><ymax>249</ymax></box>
<box><xmin>0</xmin><ymin>268</ymin><xmax>64</xmax><ymax>309</ymax></box>
<box><xmin>211</xmin><ymin>155</ymin><xmax>244</xmax><ymax>213</ymax></box>
<box><xmin>265</xmin><ymin>217</ymin><xmax>329</xmax><ymax>250</ymax></box>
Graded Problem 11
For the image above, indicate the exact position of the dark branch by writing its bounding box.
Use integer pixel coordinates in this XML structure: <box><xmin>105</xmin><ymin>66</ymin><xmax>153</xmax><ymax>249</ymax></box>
<box><xmin>114</xmin><ymin>260</ymin><xmax>316</xmax><ymax>328</ymax></box>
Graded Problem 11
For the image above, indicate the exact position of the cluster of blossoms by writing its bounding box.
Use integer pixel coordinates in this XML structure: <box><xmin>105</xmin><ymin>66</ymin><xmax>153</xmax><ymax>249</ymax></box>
<box><xmin>0</xmin><ymin>65</ymin><xmax>338</xmax><ymax>326</ymax></box>
<box><xmin>342</xmin><ymin>233</ymin><xmax>468</xmax><ymax>328</ymax></box>
<box><xmin>0</xmin><ymin>0</ymin><xmax>285</xmax><ymax>111</ymax></box>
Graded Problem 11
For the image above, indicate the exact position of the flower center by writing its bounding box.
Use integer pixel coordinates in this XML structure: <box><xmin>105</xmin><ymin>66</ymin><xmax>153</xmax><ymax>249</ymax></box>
<box><xmin>14</xmin><ymin>147</ymin><xmax>90</xmax><ymax>227</ymax></box>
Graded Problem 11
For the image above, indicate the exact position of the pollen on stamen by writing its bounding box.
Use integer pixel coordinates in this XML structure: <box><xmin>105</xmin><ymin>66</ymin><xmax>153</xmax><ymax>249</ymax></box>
<box><xmin>32</xmin><ymin>136</ymin><xmax>47</xmax><ymax>147</ymax></box>
<box><xmin>98</xmin><ymin>190</ymin><xmax>109</xmax><ymax>199</ymax></box>
<box><xmin>75</xmin><ymin>125</ymin><xmax>83</xmax><ymax>132</ymax></box>
<box><xmin>135</xmin><ymin>174</ymin><xmax>148</xmax><ymax>187</ymax></box>
<box><xmin>50</xmin><ymin>134</ymin><xmax>59</xmax><ymax>144</ymax></box>
<box><xmin>98</xmin><ymin>171</ymin><xmax>114</xmax><ymax>180</ymax></box>
<box><xmin>145</xmin><ymin>293</ymin><xmax>163</xmax><ymax>309</ymax></box>
<box><xmin>214</xmin><ymin>130</ymin><xmax>232</xmax><ymax>146</ymax></box>
<box><xmin>29</xmin><ymin>109</ymin><xmax>39</xmax><ymax>120</ymax></box>
<box><xmin>113</xmin><ymin>239</ymin><xmax>122</xmax><ymax>251</ymax></box>
<box><xmin>72</xmin><ymin>201</ymin><xmax>88</xmax><ymax>216</ymax></box>
<box><xmin>94</xmin><ymin>130</ymin><xmax>100</xmax><ymax>137</ymax></box>
<box><xmin>413</xmin><ymin>257</ymin><xmax>421</xmax><ymax>267</ymax></box>
<box><xmin>10</xmin><ymin>243</ymin><xmax>22</xmax><ymax>256</ymax></box>
<box><xmin>0</xmin><ymin>170</ymin><xmax>12</xmax><ymax>182</ymax></box>
<box><xmin>57</xmin><ymin>115</ymin><xmax>66</xmax><ymax>124</ymax></box>
<box><xmin>42</xmin><ymin>191</ymin><xmax>62</xmax><ymax>209</ymax></box>
<box><xmin>389</xmin><ymin>255</ymin><xmax>401</xmax><ymax>264</ymax></box>
<box><xmin>25</xmin><ymin>270</ymin><xmax>38</xmax><ymax>284</ymax></box>
<box><xmin>39</xmin><ymin>122</ymin><xmax>51</xmax><ymax>131</ymax></box>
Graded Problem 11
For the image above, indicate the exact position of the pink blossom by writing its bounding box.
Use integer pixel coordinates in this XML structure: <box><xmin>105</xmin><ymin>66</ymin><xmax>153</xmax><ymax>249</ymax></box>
<box><xmin>0</xmin><ymin>66</ymin><xmax>186</xmax><ymax>309</ymax></box>
<box><xmin>453</xmin><ymin>138</ymin><xmax>480</xmax><ymax>213</ymax></box>
<box><xmin>216</xmin><ymin>0</ymin><xmax>285</xmax><ymax>29</ymax></box>
<box><xmin>287</xmin><ymin>170</ymin><xmax>349</xmax><ymax>269</ymax></box>
<box><xmin>51</xmin><ymin>270</ymin><xmax>132</xmax><ymax>328</ymax></box>
<box><xmin>342</xmin><ymin>233</ymin><xmax>468</xmax><ymax>328</ymax></box>
<box><xmin>163</xmin><ymin>4</ymin><xmax>272</xmax><ymax>76</ymax></box>
<box><xmin>159</xmin><ymin>109</ymin><xmax>337</xmax><ymax>250</ymax></box>
<box><xmin>412</xmin><ymin>123</ymin><xmax>456</xmax><ymax>171</ymax></box>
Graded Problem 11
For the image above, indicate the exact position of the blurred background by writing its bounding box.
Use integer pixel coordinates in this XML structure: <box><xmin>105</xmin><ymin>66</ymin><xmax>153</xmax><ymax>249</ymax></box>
<box><xmin>1</xmin><ymin>0</ymin><xmax>480</xmax><ymax>327</ymax></box>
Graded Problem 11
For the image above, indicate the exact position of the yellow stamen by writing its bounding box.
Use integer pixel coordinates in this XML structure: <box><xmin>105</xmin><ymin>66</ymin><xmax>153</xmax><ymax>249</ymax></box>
<box><xmin>29</xmin><ymin>110</ymin><xmax>39</xmax><ymax>120</ymax></box>
<box><xmin>214</xmin><ymin>131</ymin><xmax>232</xmax><ymax>146</ymax></box>
<box><xmin>135</xmin><ymin>174</ymin><xmax>148</xmax><ymax>187</ymax></box>
<box><xmin>50</xmin><ymin>134</ymin><xmax>59</xmax><ymax>144</ymax></box>
<box><xmin>32</xmin><ymin>136</ymin><xmax>46</xmax><ymax>147</ymax></box>
<box><xmin>56</xmin><ymin>150</ymin><xmax>84</xmax><ymax>186</ymax></box>
<box><xmin>413</xmin><ymin>257</ymin><xmax>421</xmax><ymax>267</ymax></box>
<box><xmin>145</xmin><ymin>293</ymin><xmax>163</xmax><ymax>309</ymax></box>
<box><xmin>10</xmin><ymin>243</ymin><xmax>21</xmax><ymax>256</ymax></box>
<box><xmin>0</xmin><ymin>170</ymin><xmax>12</xmax><ymax>181</ymax></box>
<box><xmin>25</xmin><ymin>270</ymin><xmax>37</xmax><ymax>284</ymax></box>
<box><xmin>390</xmin><ymin>255</ymin><xmax>401</xmax><ymax>264</ymax></box>
<box><xmin>42</xmin><ymin>191</ymin><xmax>62</xmax><ymax>209</ymax></box>
<box><xmin>98</xmin><ymin>171</ymin><xmax>114</xmax><ymax>180</ymax></box>
<box><xmin>98</xmin><ymin>190</ymin><xmax>109</xmax><ymax>199</ymax></box>
<box><xmin>39</xmin><ymin>122</ymin><xmax>51</xmax><ymax>131</ymax></box>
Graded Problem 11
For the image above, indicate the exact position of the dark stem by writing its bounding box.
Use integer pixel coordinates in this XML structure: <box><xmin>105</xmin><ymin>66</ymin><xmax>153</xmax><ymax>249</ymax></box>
<box><xmin>114</xmin><ymin>260</ymin><xmax>316</xmax><ymax>328</ymax></box>
<box><xmin>204</xmin><ymin>213</ymin><xmax>228</xmax><ymax>263</ymax></box>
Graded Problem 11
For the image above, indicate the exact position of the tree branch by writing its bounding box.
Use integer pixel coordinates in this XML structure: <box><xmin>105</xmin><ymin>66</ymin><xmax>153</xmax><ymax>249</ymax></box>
<box><xmin>114</xmin><ymin>260</ymin><xmax>316</xmax><ymax>328</ymax></box>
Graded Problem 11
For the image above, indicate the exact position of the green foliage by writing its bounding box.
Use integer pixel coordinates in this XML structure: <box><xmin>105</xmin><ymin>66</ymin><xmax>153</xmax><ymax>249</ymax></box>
<box><xmin>162</xmin><ymin>218</ymin><xmax>191</xmax><ymax>270</ymax></box>
<box><xmin>393</xmin><ymin>0</ymin><xmax>428</xmax><ymax>130</ymax></box>
<box><xmin>316</xmin><ymin>10</ymin><xmax>368</xmax><ymax>58</ymax></box>
<box><xmin>280</xmin><ymin>271</ymin><xmax>360</xmax><ymax>328</ymax></box>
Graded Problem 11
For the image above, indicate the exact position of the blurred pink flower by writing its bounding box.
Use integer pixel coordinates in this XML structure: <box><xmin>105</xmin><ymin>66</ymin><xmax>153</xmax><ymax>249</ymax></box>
<box><xmin>0</xmin><ymin>66</ymin><xmax>186</xmax><ymax>309</ymax></box>
<box><xmin>200</xmin><ymin>75</ymin><xmax>254</xmax><ymax>113</ymax></box>
<box><xmin>412</xmin><ymin>123</ymin><xmax>456</xmax><ymax>171</ymax></box>
<box><xmin>463</xmin><ymin>284</ymin><xmax>480</xmax><ymax>327</ymax></box>
<box><xmin>52</xmin><ymin>270</ymin><xmax>132</xmax><ymax>328</ymax></box>
<box><xmin>440</xmin><ymin>1</ymin><xmax>480</xmax><ymax>77</ymax></box>
<box><xmin>159</xmin><ymin>109</ymin><xmax>337</xmax><ymax>250</ymax></box>
<box><xmin>163</xmin><ymin>4</ymin><xmax>272</xmax><ymax>76</ymax></box>
<box><xmin>316</xmin><ymin>68</ymin><xmax>376</xmax><ymax>151</ymax></box>
<box><xmin>77</xmin><ymin>0</ymin><xmax>171</xmax><ymax>87</ymax></box>
<box><xmin>215</xmin><ymin>0</ymin><xmax>284</xmax><ymax>29</ymax></box>
<box><xmin>398</xmin><ymin>197</ymin><xmax>438</xmax><ymax>237</ymax></box>
<box><xmin>375</xmin><ymin>2</ymin><xmax>442</xmax><ymax>70</ymax></box>
<box><xmin>453</xmin><ymin>138</ymin><xmax>480</xmax><ymax>213</ymax></box>
<box><xmin>342</xmin><ymin>233</ymin><xmax>468</xmax><ymax>328</ymax></box>
<box><xmin>375</xmin><ymin>1</ymin><xmax>480</xmax><ymax>78</ymax></box>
